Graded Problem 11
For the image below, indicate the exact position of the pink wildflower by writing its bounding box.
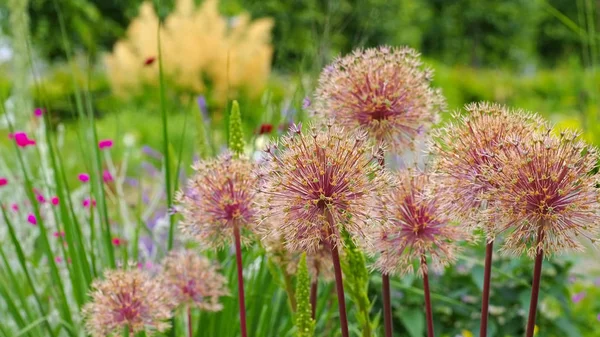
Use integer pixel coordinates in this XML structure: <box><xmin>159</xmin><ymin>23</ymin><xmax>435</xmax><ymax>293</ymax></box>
<box><xmin>571</xmin><ymin>292</ymin><xmax>586</xmax><ymax>303</ymax></box>
<box><xmin>112</xmin><ymin>237</ymin><xmax>123</xmax><ymax>246</ymax></box>
<box><xmin>27</xmin><ymin>213</ymin><xmax>37</xmax><ymax>225</ymax></box>
<box><xmin>102</xmin><ymin>170</ymin><xmax>113</xmax><ymax>183</ymax></box>
<box><xmin>53</xmin><ymin>231</ymin><xmax>65</xmax><ymax>238</ymax></box>
<box><xmin>11</xmin><ymin>203</ymin><xmax>18</xmax><ymax>211</ymax></box>
<box><xmin>51</xmin><ymin>196</ymin><xmax>60</xmax><ymax>205</ymax></box>
<box><xmin>34</xmin><ymin>108</ymin><xmax>44</xmax><ymax>117</ymax></box>
<box><xmin>11</xmin><ymin>132</ymin><xmax>36</xmax><ymax>147</ymax></box>
<box><xmin>78</xmin><ymin>173</ymin><xmax>90</xmax><ymax>183</ymax></box>
<box><xmin>37</xmin><ymin>194</ymin><xmax>46</xmax><ymax>203</ymax></box>
<box><xmin>98</xmin><ymin>139</ymin><xmax>114</xmax><ymax>150</ymax></box>
<box><xmin>0</xmin><ymin>177</ymin><xmax>7</xmax><ymax>186</ymax></box>
<box><xmin>55</xmin><ymin>256</ymin><xmax>63</xmax><ymax>263</ymax></box>
<box><xmin>83</xmin><ymin>199</ymin><xmax>96</xmax><ymax>208</ymax></box>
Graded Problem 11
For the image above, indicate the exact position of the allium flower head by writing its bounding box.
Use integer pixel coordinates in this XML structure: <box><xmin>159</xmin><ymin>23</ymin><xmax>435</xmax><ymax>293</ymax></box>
<box><xmin>314</xmin><ymin>46</ymin><xmax>445</xmax><ymax>153</ymax></box>
<box><xmin>367</xmin><ymin>170</ymin><xmax>466</xmax><ymax>277</ymax></box>
<box><xmin>161</xmin><ymin>250</ymin><xmax>228</xmax><ymax>311</ymax></box>
<box><xmin>176</xmin><ymin>151</ymin><xmax>258</xmax><ymax>249</ymax></box>
<box><xmin>82</xmin><ymin>268</ymin><xmax>173</xmax><ymax>337</ymax></box>
<box><xmin>431</xmin><ymin>102</ymin><xmax>545</xmax><ymax>228</ymax></box>
<box><xmin>483</xmin><ymin>129</ymin><xmax>600</xmax><ymax>257</ymax></box>
<box><xmin>258</xmin><ymin>122</ymin><xmax>391</xmax><ymax>253</ymax></box>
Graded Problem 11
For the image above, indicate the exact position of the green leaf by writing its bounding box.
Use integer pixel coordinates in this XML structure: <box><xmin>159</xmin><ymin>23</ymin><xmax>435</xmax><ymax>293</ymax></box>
<box><xmin>398</xmin><ymin>309</ymin><xmax>424</xmax><ymax>337</ymax></box>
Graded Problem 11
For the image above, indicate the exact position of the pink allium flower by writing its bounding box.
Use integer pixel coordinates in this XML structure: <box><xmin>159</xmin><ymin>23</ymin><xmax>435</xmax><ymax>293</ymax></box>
<box><xmin>484</xmin><ymin>129</ymin><xmax>600</xmax><ymax>257</ymax></box>
<box><xmin>430</xmin><ymin>102</ymin><xmax>545</xmax><ymax>231</ymax></box>
<box><xmin>0</xmin><ymin>177</ymin><xmax>7</xmax><ymax>186</ymax></box>
<box><xmin>27</xmin><ymin>213</ymin><xmax>37</xmax><ymax>225</ymax></box>
<box><xmin>11</xmin><ymin>132</ymin><xmax>36</xmax><ymax>147</ymax></box>
<box><xmin>571</xmin><ymin>292</ymin><xmax>586</xmax><ymax>303</ymax></box>
<box><xmin>98</xmin><ymin>139</ymin><xmax>114</xmax><ymax>150</ymax></box>
<box><xmin>78</xmin><ymin>173</ymin><xmax>90</xmax><ymax>183</ymax></box>
<box><xmin>82</xmin><ymin>268</ymin><xmax>173</xmax><ymax>337</ymax></box>
<box><xmin>258</xmin><ymin>122</ymin><xmax>391</xmax><ymax>253</ymax></box>
<box><xmin>176</xmin><ymin>151</ymin><xmax>259</xmax><ymax>249</ymax></box>
<box><xmin>34</xmin><ymin>108</ymin><xmax>44</xmax><ymax>117</ymax></box>
<box><xmin>314</xmin><ymin>46</ymin><xmax>445</xmax><ymax>153</ymax></box>
<box><xmin>102</xmin><ymin>170</ymin><xmax>113</xmax><ymax>183</ymax></box>
<box><xmin>367</xmin><ymin>170</ymin><xmax>466</xmax><ymax>277</ymax></box>
<box><xmin>161</xmin><ymin>250</ymin><xmax>229</xmax><ymax>311</ymax></box>
<box><xmin>51</xmin><ymin>196</ymin><xmax>60</xmax><ymax>205</ymax></box>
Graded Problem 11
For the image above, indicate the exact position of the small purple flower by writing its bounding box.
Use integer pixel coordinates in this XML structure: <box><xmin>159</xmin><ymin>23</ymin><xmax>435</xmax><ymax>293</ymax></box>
<box><xmin>196</xmin><ymin>95</ymin><xmax>208</xmax><ymax>119</ymax></box>
<box><xmin>571</xmin><ymin>292</ymin><xmax>586</xmax><ymax>303</ymax></box>
<box><xmin>142</xmin><ymin>145</ymin><xmax>162</xmax><ymax>160</ymax></box>
<box><xmin>302</xmin><ymin>97</ymin><xmax>311</xmax><ymax>109</ymax></box>
<box><xmin>597</xmin><ymin>313</ymin><xmax>600</xmax><ymax>321</ymax></box>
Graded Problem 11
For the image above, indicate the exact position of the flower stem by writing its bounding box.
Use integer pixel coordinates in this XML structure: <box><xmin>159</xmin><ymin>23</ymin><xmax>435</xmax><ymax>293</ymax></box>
<box><xmin>233</xmin><ymin>225</ymin><xmax>248</xmax><ymax>337</ymax></box>
<box><xmin>187</xmin><ymin>305</ymin><xmax>193</xmax><ymax>337</ymax></box>
<box><xmin>330</xmin><ymin>240</ymin><xmax>350</xmax><ymax>337</ymax></box>
<box><xmin>310</xmin><ymin>280</ymin><xmax>318</xmax><ymax>320</ymax></box>
<box><xmin>525</xmin><ymin>229</ymin><xmax>545</xmax><ymax>337</ymax></box>
<box><xmin>382</xmin><ymin>273</ymin><xmax>393</xmax><ymax>337</ymax></box>
<box><xmin>479</xmin><ymin>240</ymin><xmax>494</xmax><ymax>337</ymax></box>
<box><xmin>421</xmin><ymin>255</ymin><xmax>434</xmax><ymax>337</ymax></box>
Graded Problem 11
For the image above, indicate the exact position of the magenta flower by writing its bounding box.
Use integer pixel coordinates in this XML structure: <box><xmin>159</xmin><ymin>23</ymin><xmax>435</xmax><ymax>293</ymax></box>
<box><xmin>34</xmin><ymin>108</ymin><xmax>44</xmax><ymax>117</ymax></box>
<box><xmin>98</xmin><ymin>139</ymin><xmax>114</xmax><ymax>150</ymax></box>
<box><xmin>83</xmin><ymin>199</ymin><xmax>96</xmax><ymax>208</ymax></box>
<box><xmin>78</xmin><ymin>173</ymin><xmax>90</xmax><ymax>183</ymax></box>
<box><xmin>36</xmin><ymin>194</ymin><xmax>46</xmax><ymax>203</ymax></box>
<box><xmin>55</xmin><ymin>256</ymin><xmax>63</xmax><ymax>263</ymax></box>
<box><xmin>11</xmin><ymin>132</ymin><xmax>36</xmax><ymax>147</ymax></box>
<box><xmin>571</xmin><ymin>292</ymin><xmax>586</xmax><ymax>303</ymax></box>
<box><xmin>53</xmin><ymin>231</ymin><xmax>65</xmax><ymax>238</ymax></box>
<box><xmin>51</xmin><ymin>197</ymin><xmax>60</xmax><ymax>205</ymax></box>
<box><xmin>27</xmin><ymin>213</ymin><xmax>37</xmax><ymax>225</ymax></box>
<box><xmin>11</xmin><ymin>203</ymin><xmax>18</xmax><ymax>212</ymax></box>
<box><xmin>112</xmin><ymin>237</ymin><xmax>123</xmax><ymax>246</ymax></box>
<box><xmin>0</xmin><ymin>177</ymin><xmax>7</xmax><ymax>187</ymax></box>
<box><xmin>102</xmin><ymin>170</ymin><xmax>113</xmax><ymax>183</ymax></box>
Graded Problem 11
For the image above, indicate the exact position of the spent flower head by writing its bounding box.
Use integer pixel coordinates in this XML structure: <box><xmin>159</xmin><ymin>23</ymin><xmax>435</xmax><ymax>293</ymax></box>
<box><xmin>483</xmin><ymin>129</ymin><xmax>600</xmax><ymax>257</ymax></box>
<box><xmin>258</xmin><ymin>122</ymin><xmax>391</xmax><ymax>253</ymax></box>
<box><xmin>82</xmin><ymin>267</ymin><xmax>173</xmax><ymax>336</ymax></box>
<box><xmin>431</xmin><ymin>102</ymin><xmax>546</xmax><ymax>229</ymax></box>
<box><xmin>176</xmin><ymin>151</ymin><xmax>258</xmax><ymax>249</ymax></box>
<box><xmin>314</xmin><ymin>46</ymin><xmax>445</xmax><ymax>153</ymax></box>
<box><xmin>161</xmin><ymin>250</ymin><xmax>228</xmax><ymax>311</ymax></box>
<box><xmin>367</xmin><ymin>170</ymin><xmax>466</xmax><ymax>277</ymax></box>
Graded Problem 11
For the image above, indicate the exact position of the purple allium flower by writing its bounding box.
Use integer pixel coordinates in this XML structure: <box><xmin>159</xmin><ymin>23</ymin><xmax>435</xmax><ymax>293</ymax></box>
<box><xmin>431</xmin><ymin>102</ymin><xmax>545</xmax><ymax>232</ymax></box>
<box><xmin>82</xmin><ymin>268</ymin><xmax>173</xmax><ymax>336</ymax></box>
<box><xmin>258</xmin><ymin>122</ymin><xmax>392</xmax><ymax>253</ymax></box>
<box><xmin>175</xmin><ymin>151</ymin><xmax>258</xmax><ymax>249</ymax></box>
<box><xmin>161</xmin><ymin>250</ymin><xmax>229</xmax><ymax>311</ymax></box>
<box><xmin>366</xmin><ymin>170</ymin><xmax>466</xmax><ymax>277</ymax></box>
<box><xmin>314</xmin><ymin>46</ymin><xmax>445</xmax><ymax>154</ymax></box>
<box><xmin>484</xmin><ymin>129</ymin><xmax>600</xmax><ymax>257</ymax></box>
<box><xmin>571</xmin><ymin>292</ymin><xmax>586</xmax><ymax>303</ymax></box>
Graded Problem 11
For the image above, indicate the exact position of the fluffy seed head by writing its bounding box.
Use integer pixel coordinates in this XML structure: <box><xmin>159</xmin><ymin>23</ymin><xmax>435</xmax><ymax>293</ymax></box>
<box><xmin>176</xmin><ymin>151</ymin><xmax>258</xmax><ymax>249</ymax></box>
<box><xmin>483</xmin><ymin>129</ymin><xmax>600</xmax><ymax>257</ymax></box>
<box><xmin>367</xmin><ymin>170</ymin><xmax>466</xmax><ymax>277</ymax></box>
<box><xmin>82</xmin><ymin>268</ymin><xmax>173</xmax><ymax>337</ymax></box>
<box><xmin>430</xmin><ymin>102</ymin><xmax>546</xmax><ymax>229</ymax></box>
<box><xmin>258</xmin><ymin>122</ymin><xmax>391</xmax><ymax>253</ymax></box>
<box><xmin>314</xmin><ymin>46</ymin><xmax>445</xmax><ymax>153</ymax></box>
<box><xmin>161</xmin><ymin>250</ymin><xmax>228</xmax><ymax>311</ymax></box>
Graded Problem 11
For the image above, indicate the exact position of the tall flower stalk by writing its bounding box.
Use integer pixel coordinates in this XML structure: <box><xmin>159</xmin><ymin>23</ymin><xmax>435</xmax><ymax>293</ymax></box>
<box><xmin>176</xmin><ymin>102</ymin><xmax>256</xmax><ymax>337</ymax></box>
<box><xmin>315</xmin><ymin>46</ymin><xmax>444</xmax><ymax>337</ymax></box>
<box><xmin>258</xmin><ymin>122</ymin><xmax>391</xmax><ymax>337</ymax></box>
<box><xmin>366</xmin><ymin>170</ymin><xmax>466</xmax><ymax>337</ymax></box>
<box><xmin>482</xmin><ymin>129</ymin><xmax>600</xmax><ymax>337</ymax></box>
<box><xmin>431</xmin><ymin>102</ymin><xmax>544</xmax><ymax>337</ymax></box>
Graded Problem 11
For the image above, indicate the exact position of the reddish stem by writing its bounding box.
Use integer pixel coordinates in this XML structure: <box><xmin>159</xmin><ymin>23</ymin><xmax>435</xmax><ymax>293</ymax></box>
<box><xmin>233</xmin><ymin>225</ymin><xmax>248</xmax><ymax>337</ymax></box>
<box><xmin>310</xmin><ymin>280</ymin><xmax>318</xmax><ymax>320</ymax></box>
<box><xmin>479</xmin><ymin>241</ymin><xmax>494</xmax><ymax>337</ymax></box>
<box><xmin>382</xmin><ymin>273</ymin><xmax>393</xmax><ymax>337</ymax></box>
<box><xmin>525</xmin><ymin>228</ymin><xmax>545</xmax><ymax>337</ymax></box>
<box><xmin>187</xmin><ymin>305</ymin><xmax>193</xmax><ymax>337</ymax></box>
<box><xmin>421</xmin><ymin>256</ymin><xmax>434</xmax><ymax>337</ymax></box>
<box><xmin>330</xmin><ymin>241</ymin><xmax>350</xmax><ymax>337</ymax></box>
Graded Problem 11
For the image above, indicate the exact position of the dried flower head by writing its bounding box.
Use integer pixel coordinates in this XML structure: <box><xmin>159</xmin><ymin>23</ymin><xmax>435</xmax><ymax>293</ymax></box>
<box><xmin>314</xmin><ymin>46</ymin><xmax>445</xmax><ymax>153</ymax></box>
<box><xmin>430</xmin><ymin>102</ymin><xmax>545</xmax><ymax>228</ymax></box>
<box><xmin>258</xmin><ymin>122</ymin><xmax>391</xmax><ymax>253</ymax></box>
<box><xmin>483</xmin><ymin>129</ymin><xmax>600</xmax><ymax>257</ymax></box>
<box><xmin>82</xmin><ymin>268</ymin><xmax>173</xmax><ymax>337</ymax></box>
<box><xmin>367</xmin><ymin>170</ymin><xmax>465</xmax><ymax>277</ymax></box>
<box><xmin>161</xmin><ymin>250</ymin><xmax>228</xmax><ymax>311</ymax></box>
<box><xmin>176</xmin><ymin>151</ymin><xmax>258</xmax><ymax>249</ymax></box>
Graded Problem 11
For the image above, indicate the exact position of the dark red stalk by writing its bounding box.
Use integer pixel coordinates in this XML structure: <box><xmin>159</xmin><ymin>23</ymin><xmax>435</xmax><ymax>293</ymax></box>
<box><xmin>421</xmin><ymin>255</ymin><xmax>434</xmax><ymax>337</ymax></box>
<box><xmin>187</xmin><ymin>305</ymin><xmax>193</xmax><ymax>337</ymax></box>
<box><xmin>479</xmin><ymin>241</ymin><xmax>494</xmax><ymax>337</ymax></box>
<box><xmin>233</xmin><ymin>225</ymin><xmax>248</xmax><ymax>337</ymax></box>
<box><xmin>525</xmin><ymin>228</ymin><xmax>545</xmax><ymax>337</ymax></box>
<box><xmin>310</xmin><ymin>280</ymin><xmax>318</xmax><ymax>320</ymax></box>
<box><xmin>326</xmin><ymin>211</ymin><xmax>349</xmax><ymax>337</ymax></box>
<box><xmin>382</xmin><ymin>273</ymin><xmax>393</xmax><ymax>337</ymax></box>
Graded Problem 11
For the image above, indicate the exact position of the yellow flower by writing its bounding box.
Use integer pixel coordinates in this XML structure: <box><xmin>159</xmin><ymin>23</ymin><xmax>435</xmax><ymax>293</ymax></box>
<box><xmin>461</xmin><ymin>330</ymin><xmax>473</xmax><ymax>337</ymax></box>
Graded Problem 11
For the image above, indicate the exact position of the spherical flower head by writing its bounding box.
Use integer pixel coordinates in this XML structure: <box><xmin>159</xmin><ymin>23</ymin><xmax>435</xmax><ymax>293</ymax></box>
<box><xmin>314</xmin><ymin>46</ymin><xmax>445</xmax><ymax>153</ymax></box>
<box><xmin>176</xmin><ymin>151</ymin><xmax>258</xmax><ymax>249</ymax></box>
<box><xmin>367</xmin><ymin>170</ymin><xmax>466</xmax><ymax>277</ymax></box>
<box><xmin>483</xmin><ymin>129</ymin><xmax>600</xmax><ymax>258</ymax></box>
<box><xmin>430</xmin><ymin>102</ymin><xmax>546</xmax><ymax>229</ymax></box>
<box><xmin>161</xmin><ymin>250</ymin><xmax>228</xmax><ymax>311</ymax></box>
<box><xmin>258</xmin><ymin>122</ymin><xmax>391</xmax><ymax>253</ymax></box>
<box><xmin>82</xmin><ymin>268</ymin><xmax>173</xmax><ymax>337</ymax></box>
